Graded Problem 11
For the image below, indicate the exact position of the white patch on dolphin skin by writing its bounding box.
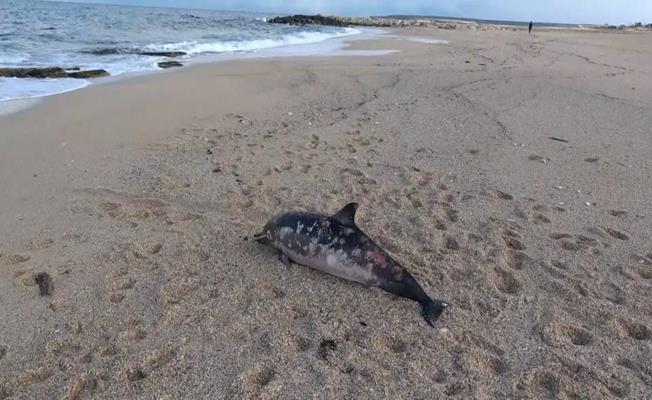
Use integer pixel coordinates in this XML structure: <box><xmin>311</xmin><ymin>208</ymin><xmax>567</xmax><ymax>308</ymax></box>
<box><xmin>282</xmin><ymin>243</ymin><xmax>380</xmax><ymax>286</ymax></box>
<box><xmin>308</xmin><ymin>242</ymin><xmax>318</xmax><ymax>256</ymax></box>
<box><xmin>326</xmin><ymin>254</ymin><xmax>338</xmax><ymax>267</ymax></box>
<box><xmin>296</xmin><ymin>221</ymin><xmax>304</xmax><ymax>233</ymax></box>
<box><xmin>279</xmin><ymin>226</ymin><xmax>293</xmax><ymax>239</ymax></box>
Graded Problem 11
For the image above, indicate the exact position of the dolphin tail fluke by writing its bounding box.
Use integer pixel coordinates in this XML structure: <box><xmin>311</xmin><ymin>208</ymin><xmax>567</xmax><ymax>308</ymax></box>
<box><xmin>421</xmin><ymin>298</ymin><xmax>449</xmax><ymax>327</ymax></box>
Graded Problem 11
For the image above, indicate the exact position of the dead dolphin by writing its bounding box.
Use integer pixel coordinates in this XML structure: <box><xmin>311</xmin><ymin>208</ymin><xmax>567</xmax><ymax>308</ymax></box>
<box><xmin>254</xmin><ymin>203</ymin><xmax>448</xmax><ymax>326</ymax></box>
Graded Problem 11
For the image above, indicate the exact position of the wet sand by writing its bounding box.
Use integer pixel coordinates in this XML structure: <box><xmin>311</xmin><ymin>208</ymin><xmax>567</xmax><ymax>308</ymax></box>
<box><xmin>1</xmin><ymin>28</ymin><xmax>651</xmax><ymax>399</ymax></box>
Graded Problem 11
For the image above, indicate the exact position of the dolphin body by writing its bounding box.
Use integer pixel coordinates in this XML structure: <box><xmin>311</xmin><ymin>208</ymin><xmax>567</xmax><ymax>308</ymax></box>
<box><xmin>254</xmin><ymin>203</ymin><xmax>448</xmax><ymax>326</ymax></box>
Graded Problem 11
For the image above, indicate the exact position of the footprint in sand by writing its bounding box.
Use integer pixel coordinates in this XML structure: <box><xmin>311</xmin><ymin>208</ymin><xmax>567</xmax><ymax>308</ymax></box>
<box><xmin>241</xmin><ymin>363</ymin><xmax>276</xmax><ymax>391</ymax></box>
<box><xmin>443</xmin><ymin>236</ymin><xmax>460</xmax><ymax>251</ymax></box>
<box><xmin>120</xmin><ymin>325</ymin><xmax>147</xmax><ymax>342</ymax></box>
<box><xmin>125</xmin><ymin>366</ymin><xmax>146</xmax><ymax>382</ymax></box>
<box><xmin>532</xmin><ymin>214</ymin><xmax>551</xmax><ymax>224</ymax></box>
<box><xmin>289</xmin><ymin>334</ymin><xmax>311</xmax><ymax>352</ymax></box>
<box><xmin>0</xmin><ymin>253</ymin><xmax>31</xmax><ymax>266</ymax></box>
<box><xmin>110</xmin><ymin>292</ymin><xmax>125</xmax><ymax>303</ymax></box>
<box><xmin>506</xmin><ymin>250</ymin><xmax>534</xmax><ymax>270</ymax></box>
<box><xmin>528</xmin><ymin>154</ymin><xmax>550</xmax><ymax>163</ymax></box>
<box><xmin>602</xmin><ymin>282</ymin><xmax>625</xmax><ymax>305</ymax></box>
<box><xmin>503</xmin><ymin>236</ymin><xmax>526</xmax><ymax>251</ymax></box>
<box><xmin>637</xmin><ymin>263</ymin><xmax>652</xmax><ymax>280</ymax></box>
<box><xmin>469</xmin><ymin>352</ymin><xmax>509</xmax><ymax>376</ymax></box>
<box><xmin>534</xmin><ymin>370</ymin><xmax>561</xmax><ymax>399</ymax></box>
<box><xmin>493</xmin><ymin>267</ymin><xmax>520</xmax><ymax>295</ymax></box>
<box><xmin>606</xmin><ymin>228</ymin><xmax>629</xmax><ymax>241</ymax></box>
<box><xmin>542</xmin><ymin>320</ymin><xmax>593</xmax><ymax>347</ymax></box>
<box><xmin>618</xmin><ymin>319</ymin><xmax>650</xmax><ymax>341</ymax></box>
<box><xmin>317</xmin><ymin>338</ymin><xmax>338</xmax><ymax>362</ymax></box>
<box><xmin>380</xmin><ymin>336</ymin><xmax>409</xmax><ymax>354</ymax></box>
<box><xmin>143</xmin><ymin>345</ymin><xmax>176</xmax><ymax>371</ymax></box>
<box><xmin>494</xmin><ymin>190</ymin><xmax>513</xmax><ymax>200</ymax></box>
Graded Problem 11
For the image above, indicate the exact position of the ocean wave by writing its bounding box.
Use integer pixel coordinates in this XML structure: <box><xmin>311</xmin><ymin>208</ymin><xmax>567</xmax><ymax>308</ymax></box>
<box><xmin>0</xmin><ymin>77</ymin><xmax>90</xmax><ymax>102</ymax></box>
<box><xmin>79</xmin><ymin>28</ymin><xmax>358</xmax><ymax>58</ymax></box>
<box><xmin>141</xmin><ymin>28</ymin><xmax>360</xmax><ymax>55</ymax></box>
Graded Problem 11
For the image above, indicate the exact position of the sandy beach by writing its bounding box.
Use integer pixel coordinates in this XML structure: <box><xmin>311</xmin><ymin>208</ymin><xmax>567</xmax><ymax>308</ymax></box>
<box><xmin>1</xmin><ymin>27</ymin><xmax>651</xmax><ymax>399</ymax></box>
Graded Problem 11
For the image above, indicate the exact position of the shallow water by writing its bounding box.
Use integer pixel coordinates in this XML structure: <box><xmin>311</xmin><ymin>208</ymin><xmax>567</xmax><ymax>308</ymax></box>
<box><xmin>0</xmin><ymin>0</ymin><xmax>358</xmax><ymax>101</ymax></box>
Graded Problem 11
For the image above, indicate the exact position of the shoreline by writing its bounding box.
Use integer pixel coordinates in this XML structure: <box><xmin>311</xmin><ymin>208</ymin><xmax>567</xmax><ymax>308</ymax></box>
<box><xmin>0</xmin><ymin>27</ymin><xmax>380</xmax><ymax>110</ymax></box>
<box><xmin>1</xmin><ymin>26</ymin><xmax>650</xmax><ymax>399</ymax></box>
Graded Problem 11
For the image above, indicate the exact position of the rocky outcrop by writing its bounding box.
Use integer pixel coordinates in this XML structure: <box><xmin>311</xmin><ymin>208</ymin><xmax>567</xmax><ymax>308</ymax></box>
<box><xmin>0</xmin><ymin>67</ymin><xmax>68</xmax><ymax>78</ymax></box>
<box><xmin>270</xmin><ymin>14</ymin><xmax>652</xmax><ymax>32</ymax></box>
<box><xmin>0</xmin><ymin>67</ymin><xmax>110</xmax><ymax>79</ymax></box>
<box><xmin>82</xmin><ymin>48</ymin><xmax>187</xmax><ymax>57</ymax></box>
<box><xmin>66</xmin><ymin>69</ymin><xmax>110</xmax><ymax>78</ymax></box>
<box><xmin>269</xmin><ymin>14</ymin><xmax>503</xmax><ymax>30</ymax></box>
<box><xmin>158</xmin><ymin>61</ymin><xmax>183</xmax><ymax>69</ymax></box>
<box><xmin>139</xmin><ymin>51</ymin><xmax>186</xmax><ymax>58</ymax></box>
<box><xmin>268</xmin><ymin>15</ymin><xmax>349</xmax><ymax>27</ymax></box>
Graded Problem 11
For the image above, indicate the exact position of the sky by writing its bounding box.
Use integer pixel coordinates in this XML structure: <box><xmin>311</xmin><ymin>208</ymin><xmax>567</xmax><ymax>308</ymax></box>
<box><xmin>56</xmin><ymin>1</ymin><xmax>651</xmax><ymax>24</ymax></box>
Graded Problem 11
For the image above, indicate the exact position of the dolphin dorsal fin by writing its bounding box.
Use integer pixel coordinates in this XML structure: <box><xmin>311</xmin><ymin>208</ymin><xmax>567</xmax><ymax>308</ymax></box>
<box><xmin>332</xmin><ymin>203</ymin><xmax>359</xmax><ymax>227</ymax></box>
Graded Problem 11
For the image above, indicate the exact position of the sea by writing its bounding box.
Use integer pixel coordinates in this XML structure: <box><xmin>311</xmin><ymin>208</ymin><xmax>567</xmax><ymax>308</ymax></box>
<box><xmin>0</xmin><ymin>0</ymin><xmax>362</xmax><ymax>102</ymax></box>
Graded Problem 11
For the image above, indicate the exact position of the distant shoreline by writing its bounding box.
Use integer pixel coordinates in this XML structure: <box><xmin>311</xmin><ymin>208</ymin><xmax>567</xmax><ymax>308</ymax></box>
<box><xmin>269</xmin><ymin>14</ymin><xmax>652</xmax><ymax>31</ymax></box>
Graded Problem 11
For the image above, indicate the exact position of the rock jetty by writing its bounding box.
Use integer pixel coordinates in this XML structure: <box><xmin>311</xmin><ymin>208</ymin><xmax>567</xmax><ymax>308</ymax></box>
<box><xmin>270</xmin><ymin>14</ymin><xmax>652</xmax><ymax>32</ymax></box>
<box><xmin>0</xmin><ymin>67</ymin><xmax>109</xmax><ymax>79</ymax></box>
<box><xmin>269</xmin><ymin>15</ymin><xmax>512</xmax><ymax>31</ymax></box>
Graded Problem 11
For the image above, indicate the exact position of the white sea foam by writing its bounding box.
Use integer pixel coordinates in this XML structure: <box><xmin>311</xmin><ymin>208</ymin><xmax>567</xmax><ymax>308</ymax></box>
<box><xmin>0</xmin><ymin>97</ymin><xmax>42</xmax><ymax>117</ymax></box>
<box><xmin>0</xmin><ymin>77</ymin><xmax>90</xmax><ymax>102</ymax></box>
<box><xmin>404</xmin><ymin>37</ymin><xmax>449</xmax><ymax>44</ymax></box>
<box><xmin>142</xmin><ymin>28</ymin><xmax>361</xmax><ymax>55</ymax></box>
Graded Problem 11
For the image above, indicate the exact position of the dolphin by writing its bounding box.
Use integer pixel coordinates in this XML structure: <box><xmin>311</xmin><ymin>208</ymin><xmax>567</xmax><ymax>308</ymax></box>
<box><xmin>254</xmin><ymin>203</ymin><xmax>448</xmax><ymax>326</ymax></box>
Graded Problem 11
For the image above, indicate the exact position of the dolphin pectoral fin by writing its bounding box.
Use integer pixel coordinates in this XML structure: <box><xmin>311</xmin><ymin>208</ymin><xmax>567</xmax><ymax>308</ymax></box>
<box><xmin>332</xmin><ymin>202</ymin><xmax>359</xmax><ymax>227</ymax></box>
<box><xmin>421</xmin><ymin>298</ymin><xmax>449</xmax><ymax>327</ymax></box>
<box><xmin>279</xmin><ymin>253</ymin><xmax>291</xmax><ymax>268</ymax></box>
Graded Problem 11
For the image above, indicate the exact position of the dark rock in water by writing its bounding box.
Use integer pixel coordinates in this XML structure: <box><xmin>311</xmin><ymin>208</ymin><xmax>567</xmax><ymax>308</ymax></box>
<box><xmin>67</xmin><ymin>69</ymin><xmax>110</xmax><ymax>78</ymax></box>
<box><xmin>139</xmin><ymin>51</ymin><xmax>186</xmax><ymax>58</ymax></box>
<box><xmin>158</xmin><ymin>61</ymin><xmax>183</xmax><ymax>69</ymax></box>
<box><xmin>0</xmin><ymin>67</ymin><xmax>68</xmax><ymax>78</ymax></box>
<box><xmin>67</xmin><ymin>66</ymin><xmax>81</xmax><ymax>71</ymax></box>
<box><xmin>0</xmin><ymin>67</ymin><xmax>109</xmax><ymax>79</ymax></box>
<box><xmin>269</xmin><ymin>14</ymin><xmax>348</xmax><ymax>27</ymax></box>
<box><xmin>83</xmin><ymin>47</ymin><xmax>123</xmax><ymax>55</ymax></box>
<box><xmin>84</xmin><ymin>48</ymin><xmax>187</xmax><ymax>57</ymax></box>
<box><xmin>34</xmin><ymin>272</ymin><xmax>53</xmax><ymax>296</ymax></box>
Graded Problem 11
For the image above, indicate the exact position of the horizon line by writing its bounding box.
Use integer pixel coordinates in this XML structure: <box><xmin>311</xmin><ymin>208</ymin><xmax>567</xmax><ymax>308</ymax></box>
<box><xmin>42</xmin><ymin>0</ymin><xmax>648</xmax><ymax>26</ymax></box>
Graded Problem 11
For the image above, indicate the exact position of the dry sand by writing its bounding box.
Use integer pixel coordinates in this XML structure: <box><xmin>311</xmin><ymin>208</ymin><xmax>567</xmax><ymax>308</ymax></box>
<box><xmin>0</xmin><ymin>28</ymin><xmax>651</xmax><ymax>399</ymax></box>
